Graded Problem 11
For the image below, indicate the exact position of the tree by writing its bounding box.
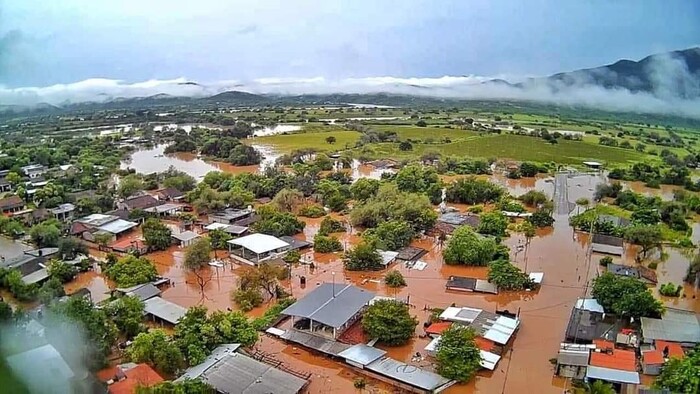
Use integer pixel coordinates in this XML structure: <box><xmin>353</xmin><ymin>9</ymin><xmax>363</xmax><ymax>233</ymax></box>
<box><xmin>38</xmin><ymin>276</ymin><xmax>66</xmax><ymax>304</ymax></box>
<box><xmin>435</xmin><ymin>325</ymin><xmax>482</xmax><ymax>382</ymax></box>
<box><xmin>127</xmin><ymin>329</ymin><xmax>185</xmax><ymax>376</ymax></box>
<box><xmin>519</xmin><ymin>162</ymin><xmax>539</xmax><ymax>177</ymax></box>
<box><xmin>384</xmin><ymin>270</ymin><xmax>406</xmax><ymax>287</ymax></box>
<box><xmin>313</xmin><ymin>234</ymin><xmax>343</xmax><ymax>253</ymax></box>
<box><xmin>443</xmin><ymin>226</ymin><xmax>502</xmax><ymax>266</ymax></box>
<box><xmin>416</xmin><ymin>120</ymin><xmax>427</xmax><ymax>127</ymax></box>
<box><xmin>477</xmin><ymin>211</ymin><xmax>508</xmax><ymax>236</ymax></box>
<box><xmin>527</xmin><ymin>208</ymin><xmax>555</xmax><ymax>227</ymax></box>
<box><xmin>659</xmin><ymin>282</ymin><xmax>682</xmax><ymax>297</ymax></box>
<box><xmin>350</xmin><ymin>184</ymin><xmax>437</xmax><ymax>233</ymax></box>
<box><xmin>272</xmin><ymin>188</ymin><xmax>304</xmax><ymax>212</ymax></box>
<box><xmin>653</xmin><ymin>345</ymin><xmax>700</xmax><ymax>394</ymax></box>
<box><xmin>445</xmin><ymin>177</ymin><xmax>504</xmax><ymax>204</ymax></box>
<box><xmin>136</xmin><ymin>379</ymin><xmax>213</xmax><ymax>394</ymax></box>
<box><xmin>344</xmin><ymin>241</ymin><xmax>384</xmax><ymax>271</ymax></box>
<box><xmin>253</xmin><ymin>211</ymin><xmax>305</xmax><ymax>237</ymax></box>
<box><xmin>520</xmin><ymin>221</ymin><xmax>536</xmax><ymax>244</ymax></box>
<box><xmin>591</xmin><ymin>272</ymin><xmax>664</xmax><ymax>317</ymax></box>
<box><xmin>174</xmin><ymin>306</ymin><xmax>258</xmax><ymax>365</ymax></box>
<box><xmin>46</xmin><ymin>259</ymin><xmax>78</xmax><ymax>283</ymax></box>
<box><xmin>624</xmin><ymin>225</ymin><xmax>662</xmax><ymax>257</ymax></box>
<box><xmin>162</xmin><ymin>173</ymin><xmax>196</xmax><ymax>192</ymax></box>
<box><xmin>398</xmin><ymin>141</ymin><xmax>413</xmax><ymax>151</ymax></box>
<box><xmin>587</xmin><ymin>380</ymin><xmax>616</xmax><ymax>394</ymax></box>
<box><xmin>118</xmin><ymin>175</ymin><xmax>144</xmax><ymax>198</ymax></box>
<box><xmin>362</xmin><ymin>220</ymin><xmax>415</xmax><ymax>250</ymax></box>
<box><xmin>183</xmin><ymin>238</ymin><xmax>213</xmax><ymax>296</ymax></box>
<box><xmin>362</xmin><ymin>299</ymin><xmax>417</xmax><ymax>346</ymax></box>
<box><xmin>105</xmin><ymin>295</ymin><xmax>146</xmax><ymax>338</ymax></box>
<box><xmin>104</xmin><ymin>255</ymin><xmax>158</xmax><ymax>287</ymax></box>
<box><xmin>142</xmin><ymin>219</ymin><xmax>172</xmax><ymax>251</ymax></box>
<box><xmin>5</xmin><ymin>171</ymin><xmax>21</xmax><ymax>186</ymax></box>
<box><xmin>318</xmin><ymin>216</ymin><xmax>345</xmax><ymax>235</ymax></box>
<box><xmin>94</xmin><ymin>232</ymin><xmax>113</xmax><ymax>250</ymax></box>
<box><xmin>520</xmin><ymin>190</ymin><xmax>548</xmax><ymax>207</ymax></box>
<box><xmin>208</xmin><ymin>228</ymin><xmax>232</xmax><ymax>250</ymax></box>
<box><xmin>29</xmin><ymin>221</ymin><xmax>61</xmax><ymax>247</ymax></box>
<box><xmin>49</xmin><ymin>296</ymin><xmax>118</xmax><ymax>369</ymax></box>
<box><xmin>228</xmin><ymin>144</ymin><xmax>262</xmax><ymax>166</ymax></box>
<box><xmin>350</xmin><ymin>178</ymin><xmax>380</xmax><ymax>201</ymax></box>
<box><xmin>488</xmin><ymin>260</ymin><xmax>533</xmax><ymax>290</ymax></box>
<box><xmin>57</xmin><ymin>237</ymin><xmax>87</xmax><ymax>260</ymax></box>
<box><xmin>325</xmin><ymin>136</ymin><xmax>336</xmax><ymax>144</ymax></box>
<box><xmin>0</xmin><ymin>300</ymin><xmax>12</xmax><ymax>321</ymax></box>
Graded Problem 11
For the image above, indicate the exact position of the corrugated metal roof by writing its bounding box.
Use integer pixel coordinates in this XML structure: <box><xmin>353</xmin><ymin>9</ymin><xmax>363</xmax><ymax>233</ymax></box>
<box><xmin>6</xmin><ymin>344</ymin><xmax>75</xmax><ymax>394</ymax></box>
<box><xmin>202</xmin><ymin>353</ymin><xmax>307</xmax><ymax>394</ymax></box>
<box><xmin>281</xmin><ymin>283</ymin><xmax>374</xmax><ymax>329</ymax></box>
<box><xmin>641</xmin><ymin>308</ymin><xmax>700</xmax><ymax>343</ymax></box>
<box><xmin>144</xmin><ymin>297</ymin><xmax>186</xmax><ymax>325</ymax></box>
<box><xmin>177</xmin><ymin>344</ymin><xmax>241</xmax><ymax>381</ymax></box>
<box><xmin>591</xmin><ymin>243</ymin><xmax>624</xmax><ymax>256</ymax></box>
<box><xmin>21</xmin><ymin>268</ymin><xmax>49</xmax><ymax>285</ymax></box>
<box><xmin>586</xmin><ymin>366</ymin><xmax>640</xmax><ymax>384</ymax></box>
<box><xmin>378</xmin><ymin>250</ymin><xmax>399</xmax><ymax>266</ymax></box>
<box><xmin>575</xmin><ymin>298</ymin><xmax>605</xmax><ymax>313</ymax></box>
<box><xmin>337</xmin><ymin>344</ymin><xmax>386</xmax><ymax>366</ymax></box>
<box><xmin>557</xmin><ymin>349</ymin><xmax>590</xmax><ymax>366</ymax></box>
<box><xmin>127</xmin><ymin>283</ymin><xmax>161</xmax><ymax>301</ymax></box>
<box><xmin>479</xmin><ymin>350</ymin><xmax>501</xmax><ymax>371</ymax></box>
<box><xmin>98</xmin><ymin>219</ymin><xmax>138</xmax><ymax>234</ymax></box>
<box><xmin>172</xmin><ymin>230</ymin><xmax>199</xmax><ymax>242</ymax></box>
<box><xmin>365</xmin><ymin>357</ymin><xmax>452</xmax><ymax>391</ymax></box>
<box><xmin>474</xmin><ymin>280</ymin><xmax>499</xmax><ymax>294</ymax></box>
<box><xmin>228</xmin><ymin>233</ymin><xmax>290</xmax><ymax>254</ymax></box>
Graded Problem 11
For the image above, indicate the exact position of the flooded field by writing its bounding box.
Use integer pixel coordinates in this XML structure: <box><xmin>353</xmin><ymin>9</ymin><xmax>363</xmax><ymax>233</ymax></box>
<box><xmin>73</xmin><ymin>158</ymin><xmax>700</xmax><ymax>393</ymax></box>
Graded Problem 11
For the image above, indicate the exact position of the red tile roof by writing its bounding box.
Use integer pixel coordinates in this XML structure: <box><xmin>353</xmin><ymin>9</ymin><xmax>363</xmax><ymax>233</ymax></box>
<box><xmin>590</xmin><ymin>348</ymin><xmax>637</xmax><ymax>371</ymax></box>
<box><xmin>475</xmin><ymin>336</ymin><xmax>497</xmax><ymax>352</ymax></box>
<box><xmin>425</xmin><ymin>322</ymin><xmax>452</xmax><ymax>335</ymax></box>
<box><xmin>642</xmin><ymin>350</ymin><xmax>664</xmax><ymax>365</ymax></box>
<box><xmin>655</xmin><ymin>340</ymin><xmax>685</xmax><ymax>359</ymax></box>
<box><xmin>108</xmin><ymin>364</ymin><xmax>163</xmax><ymax>394</ymax></box>
<box><xmin>593</xmin><ymin>339</ymin><xmax>614</xmax><ymax>350</ymax></box>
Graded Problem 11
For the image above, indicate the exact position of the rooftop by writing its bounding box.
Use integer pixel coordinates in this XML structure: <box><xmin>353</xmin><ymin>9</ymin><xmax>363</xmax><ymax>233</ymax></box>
<box><xmin>440</xmin><ymin>307</ymin><xmax>520</xmax><ymax>345</ymax></box>
<box><xmin>98</xmin><ymin>219</ymin><xmax>138</xmax><ymax>235</ymax></box>
<box><xmin>641</xmin><ymin>308</ymin><xmax>700</xmax><ymax>344</ymax></box>
<box><xmin>144</xmin><ymin>203</ymin><xmax>182</xmax><ymax>214</ymax></box>
<box><xmin>78</xmin><ymin>213</ymin><xmax>120</xmax><ymax>227</ymax></box>
<box><xmin>123</xmin><ymin>194</ymin><xmax>162</xmax><ymax>210</ymax></box>
<box><xmin>590</xmin><ymin>348</ymin><xmax>637</xmax><ymax>371</ymax></box>
<box><xmin>280</xmin><ymin>235</ymin><xmax>313</xmax><ymax>251</ymax></box>
<box><xmin>282</xmin><ymin>283</ymin><xmax>374</xmax><ymax>329</ymax></box>
<box><xmin>5</xmin><ymin>344</ymin><xmax>75</xmax><ymax>394</ymax></box>
<box><xmin>654</xmin><ymin>340</ymin><xmax>685</xmax><ymax>359</ymax></box>
<box><xmin>565</xmin><ymin>307</ymin><xmax>615</xmax><ymax>343</ymax></box>
<box><xmin>337</xmin><ymin>344</ymin><xmax>387</xmax><ymax>366</ymax></box>
<box><xmin>575</xmin><ymin>298</ymin><xmax>605</xmax><ymax>313</ymax></box>
<box><xmin>143</xmin><ymin>297</ymin><xmax>187</xmax><ymax>325</ymax></box>
<box><xmin>172</xmin><ymin>230</ymin><xmax>199</xmax><ymax>242</ymax></box>
<box><xmin>108</xmin><ymin>364</ymin><xmax>163</xmax><ymax>394</ymax></box>
<box><xmin>586</xmin><ymin>365</ymin><xmax>640</xmax><ymax>384</ymax></box>
<box><xmin>228</xmin><ymin>233</ymin><xmax>290</xmax><ymax>255</ymax></box>
<box><xmin>364</xmin><ymin>356</ymin><xmax>453</xmax><ymax>391</ymax></box>
<box><xmin>50</xmin><ymin>203</ymin><xmax>75</xmax><ymax>215</ymax></box>
<box><xmin>0</xmin><ymin>195</ymin><xmax>24</xmax><ymax>208</ymax></box>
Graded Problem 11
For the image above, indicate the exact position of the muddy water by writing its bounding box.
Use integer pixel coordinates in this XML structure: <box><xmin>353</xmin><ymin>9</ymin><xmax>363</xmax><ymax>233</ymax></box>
<box><xmin>121</xmin><ymin>144</ymin><xmax>261</xmax><ymax>178</ymax></box>
<box><xmin>650</xmin><ymin>248</ymin><xmax>699</xmax><ymax>312</ymax></box>
<box><xmin>622</xmin><ymin>181</ymin><xmax>683</xmax><ymax>201</ymax></box>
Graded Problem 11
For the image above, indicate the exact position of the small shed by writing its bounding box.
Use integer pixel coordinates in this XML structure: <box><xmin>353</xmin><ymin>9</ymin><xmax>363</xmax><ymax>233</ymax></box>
<box><xmin>395</xmin><ymin>246</ymin><xmax>428</xmax><ymax>262</ymax></box>
<box><xmin>227</xmin><ymin>233</ymin><xmax>290</xmax><ymax>265</ymax></box>
<box><xmin>556</xmin><ymin>344</ymin><xmax>593</xmax><ymax>379</ymax></box>
<box><xmin>378</xmin><ymin>250</ymin><xmax>399</xmax><ymax>267</ymax></box>
<box><xmin>280</xmin><ymin>236</ymin><xmax>313</xmax><ymax>251</ymax></box>
<box><xmin>172</xmin><ymin>231</ymin><xmax>199</xmax><ymax>247</ymax></box>
<box><xmin>445</xmin><ymin>276</ymin><xmax>498</xmax><ymax>294</ymax></box>
<box><xmin>591</xmin><ymin>233</ymin><xmax>625</xmax><ymax>256</ymax></box>
<box><xmin>144</xmin><ymin>297</ymin><xmax>187</xmax><ymax>326</ymax></box>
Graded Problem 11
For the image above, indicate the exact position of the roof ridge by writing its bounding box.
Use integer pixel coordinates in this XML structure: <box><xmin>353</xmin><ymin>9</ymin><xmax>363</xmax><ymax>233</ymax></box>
<box><xmin>307</xmin><ymin>283</ymin><xmax>352</xmax><ymax>320</ymax></box>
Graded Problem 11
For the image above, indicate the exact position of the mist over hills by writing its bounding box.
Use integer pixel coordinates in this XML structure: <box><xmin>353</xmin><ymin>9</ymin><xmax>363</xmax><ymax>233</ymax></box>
<box><xmin>1</xmin><ymin>47</ymin><xmax>699</xmax><ymax>119</ymax></box>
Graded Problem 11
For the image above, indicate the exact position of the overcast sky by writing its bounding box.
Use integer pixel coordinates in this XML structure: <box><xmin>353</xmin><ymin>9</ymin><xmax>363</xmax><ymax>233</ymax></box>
<box><xmin>1</xmin><ymin>0</ymin><xmax>698</xmax><ymax>89</ymax></box>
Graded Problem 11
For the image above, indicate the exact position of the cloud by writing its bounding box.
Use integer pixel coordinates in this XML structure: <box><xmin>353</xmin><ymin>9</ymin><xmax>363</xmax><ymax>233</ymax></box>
<box><xmin>1</xmin><ymin>50</ymin><xmax>699</xmax><ymax>119</ymax></box>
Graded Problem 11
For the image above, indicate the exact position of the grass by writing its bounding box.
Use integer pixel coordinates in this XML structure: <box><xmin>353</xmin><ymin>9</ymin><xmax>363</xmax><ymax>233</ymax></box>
<box><xmin>355</xmin><ymin>134</ymin><xmax>648</xmax><ymax>164</ymax></box>
<box><xmin>371</xmin><ymin>125</ymin><xmax>478</xmax><ymax>140</ymax></box>
<box><xmin>250</xmin><ymin>130</ymin><xmax>361</xmax><ymax>153</ymax></box>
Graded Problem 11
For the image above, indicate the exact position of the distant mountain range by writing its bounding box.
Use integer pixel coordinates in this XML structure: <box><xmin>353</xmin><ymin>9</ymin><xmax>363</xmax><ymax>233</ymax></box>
<box><xmin>1</xmin><ymin>47</ymin><xmax>699</xmax><ymax>118</ymax></box>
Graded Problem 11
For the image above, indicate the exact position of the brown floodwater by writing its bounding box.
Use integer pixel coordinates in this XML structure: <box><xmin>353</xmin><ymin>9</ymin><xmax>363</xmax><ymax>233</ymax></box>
<box><xmin>69</xmin><ymin>164</ymin><xmax>699</xmax><ymax>393</ymax></box>
<box><xmin>621</xmin><ymin>181</ymin><xmax>683</xmax><ymax>201</ymax></box>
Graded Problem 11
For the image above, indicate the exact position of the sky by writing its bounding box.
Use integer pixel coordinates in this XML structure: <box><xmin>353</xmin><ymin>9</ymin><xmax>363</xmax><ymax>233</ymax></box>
<box><xmin>1</xmin><ymin>0</ymin><xmax>698</xmax><ymax>88</ymax></box>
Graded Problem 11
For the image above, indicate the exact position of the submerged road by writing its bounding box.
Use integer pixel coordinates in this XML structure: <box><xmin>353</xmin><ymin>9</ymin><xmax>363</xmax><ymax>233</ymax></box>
<box><xmin>554</xmin><ymin>172</ymin><xmax>571</xmax><ymax>215</ymax></box>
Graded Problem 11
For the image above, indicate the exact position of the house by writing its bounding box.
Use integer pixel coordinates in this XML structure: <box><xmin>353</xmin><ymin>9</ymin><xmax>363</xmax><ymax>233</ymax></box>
<box><xmin>641</xmin><ymin>340</ymin><xmax>685</xmax><ymax>375</ymax></box>
<box><xmin>583</xmin><ymin>161</ymin><xmax>603</xmax><ymax>170</ymax></box>
<box><xmin>0</xmin><ymin>178</ymin><xmax>11</xmax><ymax>192</ymax></box>
<box><xmin>377</xmin><ymin>250</ymin><xmax>399</xmax><ymax>267</ymax></box>
<box><xmin>425</xmin><ymin>335</ymin><xmax>501</xmax><ymax>371</ymax></box>
<box><xmin>338</xmin><ymin>343</ymin><xmax>454</xmax><ymax>393</ymax></box>
<box><xmin>104</xmin><ymin>363</ymin><xmax>163</xmax><ymax>394</ymax></box>
<box><xmin>640</xmin><ymin>307</ymin><xmax>700</xmax><ymax>346</ymax></box>
<box><xmin>51</xmin><ymin>164</ymin><xmax>81</xmax><ymax>179</ymax></box>
<box><xmin>591</xmin><ymin>233</ymin><xmax>624</xmax><ymax>256</ymax></box>
<box><xmin>1</xmin><ymin>247</ymin><xmax>59</xmax><ymax>277</ymax></box>
<box><xmin>112</xmin><ymin>283</ymin><xmax>161</xmax><ymax>302</ymax></box>
<box><xmin>204</xmin><ymin>222</ymin><xmax>249</xmax><ymax>236</ymax></box>
<box><xmin>50</xmin><ymin>203</ymin><xmax>76</xmax><ymax>222</ymax></box>
<box><xmin>445</xmin><ymin>276</ymin><xmax>498</xmax><ymax>294</ymax></box>
<box><xmin>555</xmin><ymin>343</ymin><xmax>595</xmax><ymax>379</ymax></box>
<box><xmin>143</xmin><ymin>203</ymin><xmax>182</xmax><ymax>217</ymax></box>
<box><xmin>155</xmin><ymin>187</ymin><xmax>185</xmax><ymax>201</ymax></box>
<box><xmin>210</xmin><ymin>207</ymin><xmax>255</xmax><ymax>224</ymax></box>
<box><xmin>437</xmin><ymin>212</ymin><xmax>481</xmax><ymax>231</ymax></box>
<box><xmin>118</xmin><ymin>194</ymin><xmax>162</xmax><ymax>211</ymax></box>
<box><xmin>607</xmin><ymin>263</ymin><xmax>657</xmax><ymax>284</ymax></box>
<box><xmin>20</xmin><ymin>164</ymin><xmax>48</xmax><ymax>179</ymax></box>
<box><xmin>227</xmin><ymin>233</ymin><xmax>291</xmax><ymax>265</ymax></box>
<box><xmin>586</xmin><ymin>339</ymin><xmax>640</xmax><ymax>387</ymax></box>
<box><xmin>564</xmin><ymin>298</ymin><xmax>616</xmax><ymax>343</ymax></box>
<box><xmin>176</xmin><ymin>344</ymin><xmax>309</xmax><ymax>394</ymax></box>
<box><xmin>280</xmin><ymin>235</ymin><xmax>313</xmax><ymax>251</ymax></box>
<box><xmin>143</xmin><ymin>297</ymin><xmax>187</xmax><ymax>326</ymax></box>
<box><xmin>5</xmin><ymin>344</ymin><xmax>107</xmax><ymax>394</ymax></box>
<box><xmin>281</xmin><ymin>283</ymin><xmax>374</xmax><ymax>339</ymax></box>
<box><xmin>395</xmin><ymin>246</ymin><xmax>428</xmax><ymax>262</ymax></box>
<box><xmin>0</xmin><ymin>195</ymin><xmax>25</xmax><ymax>214</ymax></box>
<box><xmin>72</xmin><ymin>214</ymin><xmax>138</xmax><ymax>241</ymax></box>
<box><xmin>439</xmin><ymin>306</ymin><xmax>520</xmax><ymax>347</ymax></box>
<box><xmin>172</xmin><ymin>230</ymin><xmax>200</xmax><ymax>247</ymax></box>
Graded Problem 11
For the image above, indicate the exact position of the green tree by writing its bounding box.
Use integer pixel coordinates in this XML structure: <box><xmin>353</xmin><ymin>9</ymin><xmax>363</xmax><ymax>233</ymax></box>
<box><xmin>5</xmin><ymin>171</ymin><xmax>21</xmax><ymax>186</ymax></box>
<box><xmin>174</xmin><ymin>306</ymin><xmax>258</xmax><ymax>365</ymax></box>
<box><xmin>118</xmin><ymin>175</ymin><xmax>144</xmax><ymax>198</ymax></box>
<box><xmin>38</xmin><ymin>276</ymin><xmax>66</xmax><ymax>304</ymax></box>
<box><xmin>104</xmin><ymin>255</ymin><xmax>158</xmax><ymax>288</ymax></box>
<box><xmin>325</xmin><ymin>136</ymin><xmax>337</xmax><ymax>144</ymax></box>
<box><xmin>519</xmin><ymin>162</ymin><xmax>540</xmax><ymax>177</ymax></box>
<box><xmin>487</xmin><ymin>260</ymin><xmax>533</xmax><ymax>290</ymax></box>
<box><xmin>208</xmin><ymin>228</ymin><xmax>232</xmax><ymax>250</ymax></box>
<box><xmin>136</xmin><ymin>379</ymin><xmax>213</xmax><ymax>394</ymax></box>
<box><xmin>57</xmin><ymin>237</ymin><xmax>87</xmax><ymax>260</ymax></box>
<box><xmin>0</xmin><ymin>300</ymin><xmax>12</xmax><ymax>321</ymax></box>
<box><xmin>253</xmin><ymin>211</ymin><xmax>305</xmax><ymax>237</ymax></box>
<box><xmin>183</xmin><ymin>238</ymin><xmax>213</xmax><ymax>296</ymax></box>
<box><xmin>127</xmin><ymin>329</ymin><xmax>185</xmax><ymax>376</ymax></box>
<box><xmin>435</xmin><ymin>325</ymin><xmax>482</xmax><ymax>382</ymax></box>
<box><xmin>104</xmin><ymin>295</ymin><xmax>146</xmax><ymax>338</ymax></box>
<box><xmin>592</xmin><ymin>272</ymin><xmax>664</xmax><ymax>317</ymax></box>
<box><xmin>587</xmin><ymin>380</ymin><xmax>616</xmax><ymax>394</ymax></box>
<box><xmin>443</xmin><ymin>226</ymin><xmax>502</xmax><ymax>266</ymax></box>
<box><xmin>624</xmin><ymin>224</ymin><xmax>662</xmax><ymax>257</ymax></box>
<box><xmin>384</xmin><ymin>270</ymin><xmax>407</xmax><ymax>287</ymax></box>
<box><xmin>344</xmin><ymin>241</ymin><xmax>384</xmax><ymax>271</ymax></box>
<box><xmin>29</xmin><ymin>221</ymin><xmax>61</xmax><ymax>247</ymax></box>
<box><xmin>653</xmin><ymin>345</ymin><xmax>700</xmax><ymax>394</ymax></box>
<box><xmin>142</xmin><ymin>218</ymin><xmax>173</xmax><ymax>251</ymax></box>
<box><xmin>520</xmin><ymin>190</ymin><xmax>548</xmax><ymax>207</ymax></box>
<box><xmin>445</xmin><ymin>177</ymin><xmax>504</xmax><ymax>204</ymax></box>
<box><xmin>46</xmin><ymin>259</ymin><xmax>78</xmax><ymax>283</ymax></box>
<box><xmin>350</xmin><ymin>178</ymin><xmax>380</xmax><ymax>201</ymax></box>
<box><xmin>398</xmin><ymin>141</ymin><xmax>413</xmax><ymax>151</ymax></box>
<box><xmin>527</xmin><ymin>208</ymin><xmax>555</xmax><ymax>227</ymax></box>
<box><xmin>477</xmin><ymin>211</ymin><xmax>508</xmax><ymax>236</ymax></box>
<box><xmin>362</xmin><ymin>220</ymin><xmax>415</xmax><ymax>250</ymax></box>
<box><xmin>272</xmin><ymin>188</ymin><xmax>304</xmax><ymax>213</ymax></box>
<box><xmin>232</xmin><ymin>288</ymin><xmax>264</xmax><ymax>312</ymax></box>
<box><xmin>362</xmin><ymin>299</ymin><xmax>417</xmax><ymax>346</ymax></box>
<box><xmin>318</xmin><ymin>216</ymin><xmax>345</xmax><ymax>235</ymax></box>
<box><xmin>162</xmin><ymin>173</ymin><xmax>196</xmax><ymax>192</ymax></box>
<box><xmin>314</xmin><ymin>234</ymin><xmax>343</xmax><ymax>253</ymax></box>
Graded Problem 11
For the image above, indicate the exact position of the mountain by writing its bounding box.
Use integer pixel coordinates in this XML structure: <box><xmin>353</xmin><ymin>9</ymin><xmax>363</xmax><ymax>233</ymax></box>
<box><xmin>515</xmin><ymin>47</ymin><xmax>700</xmax><ymax>99</ymax></box>
<box><xmin>203</xmin><ymin>90</ymin><xmax>271</xmax><ymax>105</ymax></box>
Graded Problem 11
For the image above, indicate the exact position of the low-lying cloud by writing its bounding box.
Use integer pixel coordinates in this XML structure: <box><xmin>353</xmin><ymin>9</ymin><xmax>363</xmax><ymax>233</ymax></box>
<box><xmin>1</xmin><ymin>48</ymin><xmax>699</xmax><ymax>119</ymax></box>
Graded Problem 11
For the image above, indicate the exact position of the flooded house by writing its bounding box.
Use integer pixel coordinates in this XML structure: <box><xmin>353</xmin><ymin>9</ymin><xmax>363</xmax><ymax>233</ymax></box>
<box><xmin>227</xmin><ymin>233</ymin><xmax>291</xmax><ymax>265</ymax></box>
<box><xmin>445</xmin><ymin>276</ymin><xmax>498</xmax><ymax>294</ymax></box>
<box><xmin>20</xmin><ymin>164</ymin><xmax>48</xmax><ymax>179</ymax></box>
<box><xmin>70</xmin><ymin>213</ymin><xmax>139</xmax><ymax>242</ymax></box>
<box><xmin>591</xmin><ymin>233</ymin><xmax>624</xmax><ymax>256</ymax></box>
<box><xmin>103</xmin><ymin>363</ymin><xmax>163</xmax><ymax>394</ymax></box>
<box><xmin>171</xmin><ymin>230</ymin><xmax>200</xmax><ymax>247</ymax></box>
<box><xmin>640</xmin><ymin>307</ymin><xmax>700</xmax><ymax>347</ymax></box>
<box><xmin>0</xmin><ymin>195</ymin><xmax>25</xmax><ymax>214</ymax></box>
<box><xmin>586</xmin><ymin>339</ymin><xmax>640</xmax><ymax>388</ymax></box>
<box><xmin>555</xmin><ymin>343</ymin><xmax>595</xmax><ymax>379</ymax></box>
<box><xmin>50</xmin><ymin>203</ymin><xmax>76</xmax><ymax>222</ymax></box>
<box><xmin>0</xmin><ymin>178</ymin><xmax>11</xmax><ymax>193</ymax></box>
<box><xmin>117</xmin><ymin>194</ymin><xmax>162</xmax><ymax>211</ymax></box>
<box><xmin>176</xmin><ymin>344</ymin><xmax>309</xmax><ymax>394</ymax></box>
<box><xmin>641</xmin><ymin>340</ymin><xmax>685</xmax><ymax>375</ymax></box>
<box><xmin>143</xmin><ymin>296</ymin><xmax>187</xmax><ymax>326</ymax></box>
<box><xmin>210</xmin><ymin>207</ymin><xmax>255</xmax><ymax>225</ymax></box>
<box><xmin>154</xmin><ymin>187</ymin><xmax>185</xmax><ymax>202</ymax></box>
<box><xmin>564</xmin><ymin>298</ymin><xmax>616</xmax><ymax>344</ymax></box>
<box><xmin>204</xmin><ymin>222</ymin><xmax>249</xmax><ymax>237</ymax></box>
<box><xmin>606</xmin><ymin>263</ymin><xmax>658</xmax><ymax>284</ymax></box>
<box><xmin>0</xmin><ymin>247</ymin><xmax>60</xmax><ymax>285</ymax></box>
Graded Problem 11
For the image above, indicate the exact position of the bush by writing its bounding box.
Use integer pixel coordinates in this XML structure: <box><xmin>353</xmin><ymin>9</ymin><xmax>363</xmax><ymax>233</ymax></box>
<box><xmin>362</xmin><ymin>220</ymin><xmax>415</xmax><ymax>250</ymax></box>
<box><xmin>298</xmin><ymin>205</ymin><xmax>326</xmax><ymax>218</ymax></box>
<box><xmin>353</xmin><ymin>378</ymin><xmax>367</xmax><ymax>389</ymax></box>
<box><xmin>232</xmin><ymin>288</ymin><xmax>264</xmax><ymax>312</ymax></box>
<box><xmin>313</xmin><ymin>234</ymin><xmax>343</xmax><ymax>253</ymax></box>
<box><xmin>659</xmin><ymin>282</ymin><xmax>682</xmax><ymax>297</ymax></box>
<box><xmin>443</xmin><ymin>226</ymin><xmax>503</xmax><ymax>266</ymax></box>
<box><xmin>648</xmin><ymin>261</ymin><xmax>658</xmax><ymax>269</ymax></box>
<box><xmin>487</xmin><ymin>260</ymin><xmax>533</xmax><ymax>290</ymax></box>
<box><xmin>362</xmin><ymin>299</ymin><xmax>417</xmax><ymax>346</ymax></box>
<box><xmin>344</xmin><ymin>241</ymin><xmax>383</xmax><ymax>271</ymax></box>
<box><xmin>599</xmin><ymin>256</ymin><xmax>613</xmax><ymax>266</ymax></box>
<box><xmin>519</xmin><ymin>190</ymin><xmax>548</xmax><ymax>207</ymax></box>
<box><xmin>104</xmin><ymin>255</ymin><xmax>158</xmax><ymax>288</ymax></box>
<box><xmin>467</xmin><ymin>205</ymin><xmax>483</xmax><ymax>214</ymax></box>
<box><xmin>385</xmin><ymin>270</ymin><xmax>407</xmax><ymax>287</ymax></box>
<box><xmin>318</xmin><ymin>216</ymin><xmax>345</xmax><ymax>235</ymax></box>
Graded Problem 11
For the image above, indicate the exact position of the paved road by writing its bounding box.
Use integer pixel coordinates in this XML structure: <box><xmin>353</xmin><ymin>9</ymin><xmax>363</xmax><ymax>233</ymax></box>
<box><xmin>554</xmin><ymin>172</ymin><xmax>571</xmax><ymax>215</ymax></box>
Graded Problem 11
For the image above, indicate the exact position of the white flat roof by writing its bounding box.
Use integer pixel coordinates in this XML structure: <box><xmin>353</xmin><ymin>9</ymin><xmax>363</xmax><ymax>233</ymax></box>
<box><xmin>583</xmin><ymin>161</ymin><xmax>602</xmax><ymax>166</ymax></box>
<box><xmin>378</xmin><ymin>250</ymin><xmax>399</xmax><ymax>266</ymax></box>
<box><xmin>172</xmin><ymin>230</ymin><xmax>199</xmax><ymax>242</ymax></box>
<box><xmin>228</xmin><ymin>233</ymin><xmax>290</xmax><ymax>254</ymax></box>
<box><xmin>205</xmin><ymin>222</ymin><xmax>230</xmax><ymax>231</ymax></box>
<box><xmin>529</xmin><ymin>272</ymin><xmax>544</xmax><ymax>284</ymax></box>
<box><xmin>575</xmin><ymin>298</ymin><xmax>605</xmax><ymax>313</ymax></box>
<box><xmin>479</xmin><ymin>350</ymin><xmax>501</xmax><ymax>370</ymax></box>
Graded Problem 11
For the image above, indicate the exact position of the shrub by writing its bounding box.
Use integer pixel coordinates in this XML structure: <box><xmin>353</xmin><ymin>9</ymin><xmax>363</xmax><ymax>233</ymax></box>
<box><xmin>648</xmin><ymin>261</ymin><xmax>658</xmax><ymax>269</ymax></box>
<box><xmin>384</xmin><ymin>270</ymin><xmax>407</xmax><ymax>287</ymax></box>
<box><xmin>599</xmin><ymin>256</ymin><xmax>613</xmax><ymax>266</ymax></box>
<box><xmin>313</xmin><ymin>234</ymin><xmax>343</xmax><ymax>253</ymax></box>
<box><xmin>318</xmin><ymin>216</ymin><xmax>345</xmax><ymax>235</ymax></box>
<box><xmin>298</xmin><ymin>205</ymin><xmax>326</xmax><ymax>218</ymax></box>
<box><xmin>467</xmin><ymin>205</ymin><xmax>483</xmax><ymax>214</ymax></box>
<box><xmin>659</xmin><ymin>283</ymin><xmax>682</xmax><ymax>297</ymax></box>
<box><xmin>232</xmin><ymin>288</ymin><xmax>264</xmax><ymax>312</ymax></box>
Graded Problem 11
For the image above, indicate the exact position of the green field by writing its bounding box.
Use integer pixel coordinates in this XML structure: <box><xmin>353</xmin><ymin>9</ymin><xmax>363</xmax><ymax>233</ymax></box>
<box><xmin>371</xmin><ymin>125</ymin><xmax>478</xmax><ymax>140</ymax></box>
<box><xmin>251</xmin><ymin>130</ymin><xmax>361</xmax><ymax>153</ymax></box>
